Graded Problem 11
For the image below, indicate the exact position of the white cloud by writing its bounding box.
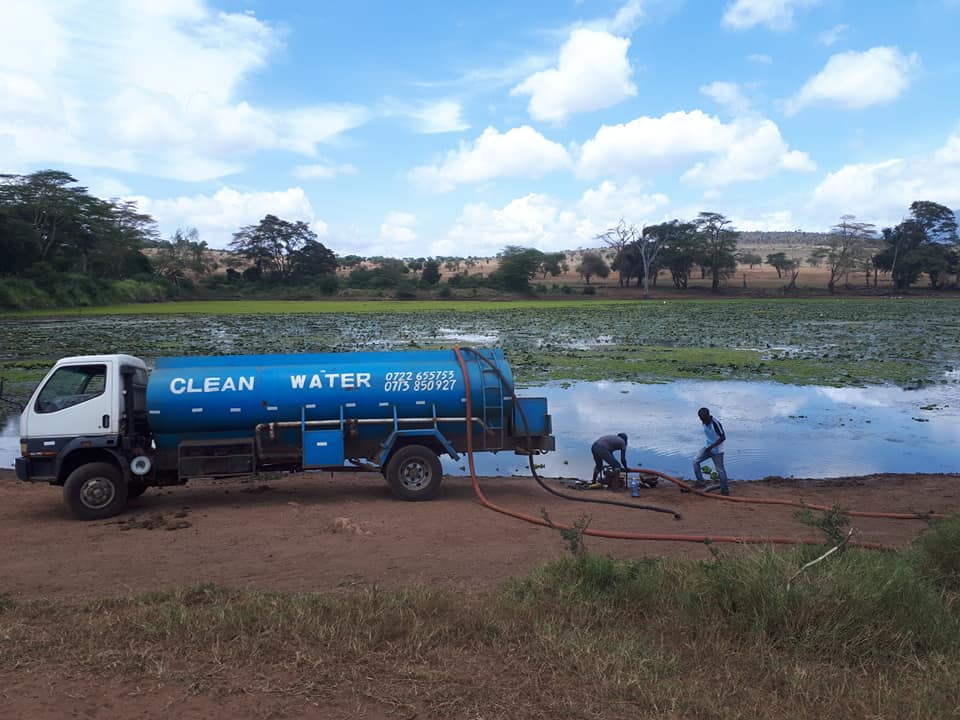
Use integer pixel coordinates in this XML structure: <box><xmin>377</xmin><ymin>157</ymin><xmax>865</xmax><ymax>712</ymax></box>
<box><xmin>700</xmin><ymin>81</ymin><xmax>752</xmax><ymax>114</ymax></box>
<box><xmin>785</xmin><ymin>47</ymin><xmax>920</xmax><ymax>115</ymax></box>
<box><xmin>808</xmin><ymin>128</ymin><xmax>960</xmax><ymax>227</ymax></box>
<box><xmin>585</xmin><ymin>0</ymin><xmax>647</xmax><ymax>35</ymax></box>
<box><xmin>407</xmin><ymin>126</ymin><xmax>572</xmax><ymax>193</ymax></box>
<box><xmin>818</xmin><ymin>23</ymin><xmax>848</xmax><ymax>46</ymax></box>
<box><xmin>577</xmin><ymin>179</ymin><xmax>670</xmax><ymax>232</ymax></box>
<box><xmin>682</xmin><ymin>119</ymin><xmax>816</xmax><ymax>186</ymax></box>
<box><xmin>378</xmin><ymin>211</ymin><xmax>419</xmax><ymax>247</ymax></box>
<box><xmin>747</xmin><ymin>53</ymin><xmax>773</xmax><ymax>64</ymax></box>
<box><xmin>435</xmin><ymin>194</ymin><xmax>583</xmax><ymax>256</ymax></box>
<box><xmin>578</xmin><ymin>110</ymin><xmax>813</xmax><ymax>187</ymax></box>
<box><xmin>431</xmin><ymin>179</ymin><xmax>673</xmax><ymax>257</ymax></box>
<box><xmin>730</xmin><ymin>210</ymin><xmax>795</xmax><ymax>231</ymax></box>
<box><xmin>0</xmin><ymin>0</ymin><xmax>368</xmax><ymax>181</ymax></box>
<box><xmin>133</xmin><ymin>186</ymin><xmax>328</xmax><ymax>248</ymax></box>
<box><xmin>383</xmin><ymin>99</ymin><xmax>470</xmax><ymax>134</ymax></box>
<box><xmin>511</xmin><ymin>29</ymin><xmax>636</xmax><ymax>123</ymax></box>
<box><xmin>293</xmin><ymin>163</ymin><xmax>359</xmax><ymax>180</ymax></box>
<box><xmin>722</xmin><ymin>0</ymin><xmax>820</xmax><ymax>31</ymax></box>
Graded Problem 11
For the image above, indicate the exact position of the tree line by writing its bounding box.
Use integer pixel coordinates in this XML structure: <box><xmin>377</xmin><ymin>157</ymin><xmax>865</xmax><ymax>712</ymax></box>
<box><xmin>1</xmin><ymin>169</ymin><xmax>957</xmax><ymax>309</ymax></box>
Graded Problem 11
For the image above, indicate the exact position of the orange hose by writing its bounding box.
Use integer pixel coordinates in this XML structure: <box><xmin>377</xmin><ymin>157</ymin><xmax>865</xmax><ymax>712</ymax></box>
<box><xmin>634</xmin><ymin>467</ymin><xmax>947</xmax><ymax>520</ymax></box>
<box><xmin>452</xmin><ymin>347</ymin><xmax>889</xmax><ymax>550</ymax></box>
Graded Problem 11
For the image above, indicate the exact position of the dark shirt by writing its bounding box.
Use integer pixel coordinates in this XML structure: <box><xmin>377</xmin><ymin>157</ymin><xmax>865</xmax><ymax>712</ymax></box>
<box><xmin>593</xmin><ymin>435</ymin><xmax>627</xmax><ymax>452</ymax></box>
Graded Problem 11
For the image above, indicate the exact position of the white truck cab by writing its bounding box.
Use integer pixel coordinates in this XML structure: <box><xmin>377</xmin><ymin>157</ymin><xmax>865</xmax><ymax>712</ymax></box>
<box><xmin>17</xmin><ymin>354</ymin><xmax>150</xmax><ymax>519</ymax></box>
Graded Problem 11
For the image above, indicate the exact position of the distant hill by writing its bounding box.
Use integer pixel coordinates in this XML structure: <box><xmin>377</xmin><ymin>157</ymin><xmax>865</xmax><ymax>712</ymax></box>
<box><xmin>737</xmin><ymin>231</ymin><xmax>832</xmax><ymax>247</ymax></box>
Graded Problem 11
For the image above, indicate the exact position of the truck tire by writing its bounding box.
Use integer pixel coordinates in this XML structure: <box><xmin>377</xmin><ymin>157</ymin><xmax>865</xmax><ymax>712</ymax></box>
<box><xmin>384</xmin><ymin>445</ymin><xmax>443</xmax><ymax>501</ymax></box>
<box><xmin>63</xmin><ymin>462</ymin><xmax>128</xmax><ymax>520</ymax></box>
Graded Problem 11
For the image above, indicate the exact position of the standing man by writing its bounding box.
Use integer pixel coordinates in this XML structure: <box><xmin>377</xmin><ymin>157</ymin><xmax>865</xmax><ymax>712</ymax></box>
<box><xmin>591</xmin><ymin>433</ymin><xmax>628</xmax><ymax>485</ymax></box>
<box><xmin>693</xmin><ymin>408</ymin><xmax>729</xmax><ymax>495</ymax></box>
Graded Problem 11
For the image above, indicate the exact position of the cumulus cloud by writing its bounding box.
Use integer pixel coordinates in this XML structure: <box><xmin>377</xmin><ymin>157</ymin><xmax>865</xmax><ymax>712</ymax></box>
<box><xmin>511</xmin><ymin>29</ymin><xmax>636</xmax><ymax>123</ymax></box>
<box><xmin>808</xmin><ymin>128</ymin><xmax>960</xmax><ymax>226</ymax></box>
<box><xmin>785</xmin><ymin>46</ymin><xmax>920</xmax><ymax>115</ymax></box>
<box><xmin>407</xmin><ymin>126</ymin><xmax>572</xmax><ymax>193</ymax></box>
<box><xmin>431</xmin><ymin>179</ymin><xmax>672</xmax><ymax>257</ymax></box>
<box><xmin>293</xmin><ymin>163</ymin><xmax>359</xmax><ymax>180</ymax></box>
<box><xmin>378</xmin><ymin>211</ymin><xmax>418</xmax><ymax>245</ymax></box>
<box><xmin>0</xmin><ymin>0</ymin><xmax>368</xmax><ymax>181</ymax></box>
<box><xmin>682</xmin><ymin>119</ymin><xmax>816</xmax><ymax>186</ymax></box>
<box><xmin>747</xmin><ymin>53</ymin><xmax>773</xmax><ymax>64</ymax></box>
<box><xmin>722</xmin><ymin>0</ymin><xmax>820</xmax><ymax>31</ymax></box>
<box><xmin>577</xmin><ymin>110</ymin><xmax>813</xmax><ymax>187</ymax></box>
<box><xmin>584</xmin><ymin>0</ymin><xmax>647</xmax><ymax>35</ymax></box>
<box><xmin>133</xmin><ymin>186</ymin><xmax>328</xmax><ymax>248</ymax></box>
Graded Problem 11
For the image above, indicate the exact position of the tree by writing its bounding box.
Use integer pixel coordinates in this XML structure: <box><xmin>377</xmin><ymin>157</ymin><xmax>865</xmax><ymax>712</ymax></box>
<box><xmin>695</xmin><ymin>212</ymin><xmax>738</xmax><ymax>292</ymax></box>
<box><xmin>229</xmin><ymin>214</ymin><xmax>316</xmax><ymax>281</ymax></box>
<box><xmin>420</xmin><ymin>259</ymin><xmax>441</xmax><ymax>286</ymax></box>
<box><xmin>290</xmin><ymin>240</ymin><xmax>338</xmax><ymax>279</ymax></box>
<box><xmin>766</xmin><ymin>252</ymin><xmax>789</xmax><ymax>279</ymax></box>
<box><xmin>658</xmin><ymin>223</ymin><xmax>702</xmax><ymax>289</ymax></box>
<box><xmin>576</xmin><ymin>252</ymin><xmax>609</xmax><ymax>285</ymax></box>
<box><xmin>537</xmin><ymin>252</ymin><xmax>566</xmax><ymax>279</ymax></box>
<box><xmin>596</xmin><ymin>219</ymin><xmax>633</xmax><ymax>287</ymax></box>
<box><xmin>737</xmin><ymin>252</ymin><xmax>762</xmax><ymax>269</ymax></box>
<box><xmin>875</xmin><ymin>201</ymin><xmax>959</xmax><ymax>289</ymax></box>
<box><xmin>488</xmin><ymin>246</ymin><xmax>544</xmax><ymax>292</ymax></box>
<box><xmin>823</xmin><ymin>215</ymin><xmax>877</xmax><ymax>292</ymax></box>
<box><xmin>153</xmin><ymin>228</ymin><xmax>212</xmax><ymax>287</ymax></box>
<box><xmin>631</xmin><ymin>221</ymin><xmax>687</xmax><ymax>297</ymax></box>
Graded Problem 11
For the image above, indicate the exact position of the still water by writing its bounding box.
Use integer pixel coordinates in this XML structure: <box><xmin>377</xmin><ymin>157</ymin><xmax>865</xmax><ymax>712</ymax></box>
<box><xmin>2</xmin><ymin>380</ymin><xmax>957</xmax><ymax>480</ymax></box>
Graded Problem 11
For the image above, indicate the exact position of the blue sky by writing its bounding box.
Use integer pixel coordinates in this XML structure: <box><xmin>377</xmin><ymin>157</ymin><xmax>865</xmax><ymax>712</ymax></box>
<box><xmin>2</xmin><ymin>0</ymin><xmax>959</xmax><ymax>256</ymax></box>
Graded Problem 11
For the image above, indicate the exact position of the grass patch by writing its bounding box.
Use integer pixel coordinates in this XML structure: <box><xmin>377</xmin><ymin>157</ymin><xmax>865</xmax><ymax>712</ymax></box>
<box><xmin>3</xmin><ymin>518</ymin><xmax>960</xmax><ymax>718</ymax></box>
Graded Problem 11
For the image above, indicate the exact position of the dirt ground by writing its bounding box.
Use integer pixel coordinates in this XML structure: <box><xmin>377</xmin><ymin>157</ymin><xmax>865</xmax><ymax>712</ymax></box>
<box><xmin>2</xmin><ymin>468</ymin><xmax>958</xmax><ymax>719</ymax></box>
<box><xmin>1</xmin><ymin>469</ymin><xmax>957</xmax><ymax>600</ymax></box>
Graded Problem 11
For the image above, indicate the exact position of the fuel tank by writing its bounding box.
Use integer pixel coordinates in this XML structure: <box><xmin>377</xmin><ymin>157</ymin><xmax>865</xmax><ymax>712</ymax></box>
<box><xmin>145</xmin><ymin>348</ymin><xmax>515</xmax><ymax>450</ymax></box>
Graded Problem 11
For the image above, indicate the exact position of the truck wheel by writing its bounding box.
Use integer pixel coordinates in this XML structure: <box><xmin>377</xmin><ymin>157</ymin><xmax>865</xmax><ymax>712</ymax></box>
<box><xmin>384</xmin><ymin>445</ymin><xmax>443</xmax><ymax>501</ymax></box>
<box><xmin>63</xmin><ymin>462</ymin><xmax>128</xmax><ymax>520</ymax></box>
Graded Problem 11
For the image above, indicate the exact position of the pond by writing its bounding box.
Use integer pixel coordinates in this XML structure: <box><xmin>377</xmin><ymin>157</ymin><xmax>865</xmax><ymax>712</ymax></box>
<box><xmin>3</xmin><ymin>380</ymin><xmax>957</xmax><ymax>481</ymax></box>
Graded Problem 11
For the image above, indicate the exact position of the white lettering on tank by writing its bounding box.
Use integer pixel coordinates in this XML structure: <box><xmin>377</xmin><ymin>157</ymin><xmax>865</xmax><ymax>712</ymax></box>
<box><xmin>186</xmin><ymin>378</ymin><xmax>203</xmax><ymax>393</ymax></box>
<box><xmin>342</xmin><ymin>373</ymin><xmax>355</xmax><ymax>388</ymax></box>
<box><xmin>221</xmin><ymin>377</ymin><xmax>236</xmax><ymax>391</ymax></box>
<box><xmin>326</xmin><ymin>374</ymin><xmax>340</xmax><ymax>388</ymax></box>
<box><xmin>238</xmin><ymin>377</ymin><xmax>254</xmax><ymax>392</ymax></box>
<box><xmin>357</xmin><ymin>372</ymin><xmax>371</xmax><ymax>388</ymax></box>
<box><xmin>291</xmin><ymin>375</ymin><xmax>306</xmax><ymax>389</ymax></box>
<box><xmin>203</xmin><ymin>377</ymin><xmax>220</xmax><ymax>392</ymax></box>
<box><xmin>309</xmin><ymin>375</ymin><xmax>323</xmax><ymax>389</ymax></box>
<box><xmin>170</xmin><ymin>378</ymin><xmax>187</xmax><ymax>394</ymax></box>
<box><xmin>169</xmin><ymin>375</ymin><xmax>253</xmax><ymax>393</ymax></box>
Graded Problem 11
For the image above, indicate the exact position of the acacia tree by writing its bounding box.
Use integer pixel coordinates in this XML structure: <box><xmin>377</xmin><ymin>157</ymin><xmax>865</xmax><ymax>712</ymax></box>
<box><xmin>824</xmin><ymin>215</ymin><xmax>877</xmax><ymax>292</ymax></box>
<box><xmin>230</xmin><ymin>214</ymin><xmax>316</xmax><ymax>281</ymax></box>
<box><xmin>766</xmin><ymin>252</ymin><xmax>789</xmax><ymax>279</ymax></box>
<box><xmin>576</xmin><ymin>251</ymin><xmax>609</xmax><ymax>284</ymax></box>
<box><xmin>695</xmin><ymin>212</ymin><xmax>738</xmax><ymax>292</ymax></box>
<box><xmin>632</xmin><ymin>220</ymin><xmax>688</xmax><ymax>297</ymax></box>
<box><xmin>876</xmin><ymin>201</ymin><xmax>959</xmax><ymax>289</ymax></box>
<box><xmin>595</xmin><ymin>219</ymin><xmax>633</xmax><ymax>287</ymax></box>
<box><xmin>489</xmin><ymin>246</ymin><xmax>544</xmax><ymax>292</ymax></box>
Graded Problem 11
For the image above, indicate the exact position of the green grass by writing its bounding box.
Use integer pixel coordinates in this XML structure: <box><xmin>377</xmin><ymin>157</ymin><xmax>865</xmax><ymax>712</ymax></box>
<box><xmin>3</xmin><ymin>517</ymin><xmax>959</xmax><ymax>719</ymax></box>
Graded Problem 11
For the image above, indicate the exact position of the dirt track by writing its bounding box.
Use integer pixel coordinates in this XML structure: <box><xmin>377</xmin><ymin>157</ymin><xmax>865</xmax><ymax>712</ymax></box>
<box><xmin>1</xmin><ymin>469</ymin><xmax>957</xmax><ymax>600</ymax></box>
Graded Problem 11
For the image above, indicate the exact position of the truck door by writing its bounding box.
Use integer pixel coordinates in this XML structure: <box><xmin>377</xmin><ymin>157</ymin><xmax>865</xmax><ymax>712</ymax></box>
<box><xmin>28</xmin><ymin>362</ymin><xmax>116</xmax><ymax>438</ymax></box>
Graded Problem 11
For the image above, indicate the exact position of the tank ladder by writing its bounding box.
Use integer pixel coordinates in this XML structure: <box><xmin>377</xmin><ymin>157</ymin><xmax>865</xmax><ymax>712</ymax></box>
<box><xmin>478</xmin><ymin>361</ymin><xmax>505</xmax><ymax>450</ymax></box>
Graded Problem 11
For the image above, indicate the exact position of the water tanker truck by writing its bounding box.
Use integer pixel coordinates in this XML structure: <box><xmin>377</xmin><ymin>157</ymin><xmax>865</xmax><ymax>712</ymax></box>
<box><xmin>15</xmin><ymin>348</ymin><xmax>555</xmax><ymax>520</ymax></box>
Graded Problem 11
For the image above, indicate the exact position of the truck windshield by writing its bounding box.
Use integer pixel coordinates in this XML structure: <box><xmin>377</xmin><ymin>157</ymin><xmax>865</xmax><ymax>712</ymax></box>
<box><xmin>35</xmin><ymin>364</ymin><xmax>107</xmax><ymax>414</ymax></box>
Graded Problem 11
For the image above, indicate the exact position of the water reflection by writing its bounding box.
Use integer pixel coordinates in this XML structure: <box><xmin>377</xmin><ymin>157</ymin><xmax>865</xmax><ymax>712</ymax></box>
<box><xmin>2</xmin><ymin>381</ymin><xmax>957</xmax><ymax>480</ymax></box>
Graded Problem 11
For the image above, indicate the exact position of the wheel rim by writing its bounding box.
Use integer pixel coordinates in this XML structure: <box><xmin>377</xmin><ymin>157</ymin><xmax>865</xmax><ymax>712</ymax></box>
<box><xmin>79</xmin><ymin>476</ymin><xmax>116</xmax><ymax>509</ymax></box>
<box><xmin>399</xmin><ymin>459</ymin><xmax>432</xmax><ymax>491</ymax></box>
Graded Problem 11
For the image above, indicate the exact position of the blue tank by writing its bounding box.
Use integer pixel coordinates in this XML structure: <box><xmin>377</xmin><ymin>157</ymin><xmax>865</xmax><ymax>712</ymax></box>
<box><xmin>146</xmin><ymin>348</ymin><xmax>534</xmax><ymax>459</ymax></box>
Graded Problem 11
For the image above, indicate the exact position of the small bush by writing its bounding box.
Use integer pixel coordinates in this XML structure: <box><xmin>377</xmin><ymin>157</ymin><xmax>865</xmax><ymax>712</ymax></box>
<box><xmin>912</xmin><ymin>513</ymin><xmax>960</xmax><ymax>590</ymax></box>
<box><xmin>582</xmin><ymin>286</ymin><xmax>596</xmax><ymax>295</ymax></box>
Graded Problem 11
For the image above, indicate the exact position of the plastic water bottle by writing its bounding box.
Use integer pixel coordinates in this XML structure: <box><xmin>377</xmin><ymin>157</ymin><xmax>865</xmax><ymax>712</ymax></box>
<box><xmin>629</xmin><ymin>476</ymin><xmax>640</xmax><ymax>497</ymax></box>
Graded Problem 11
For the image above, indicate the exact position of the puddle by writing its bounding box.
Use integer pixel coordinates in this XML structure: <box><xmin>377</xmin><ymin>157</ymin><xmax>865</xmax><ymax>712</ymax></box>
<box><xmin>2</xmin><ymin>380</ymin><xmax>958</xmax><ymax>481</ymax></box>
